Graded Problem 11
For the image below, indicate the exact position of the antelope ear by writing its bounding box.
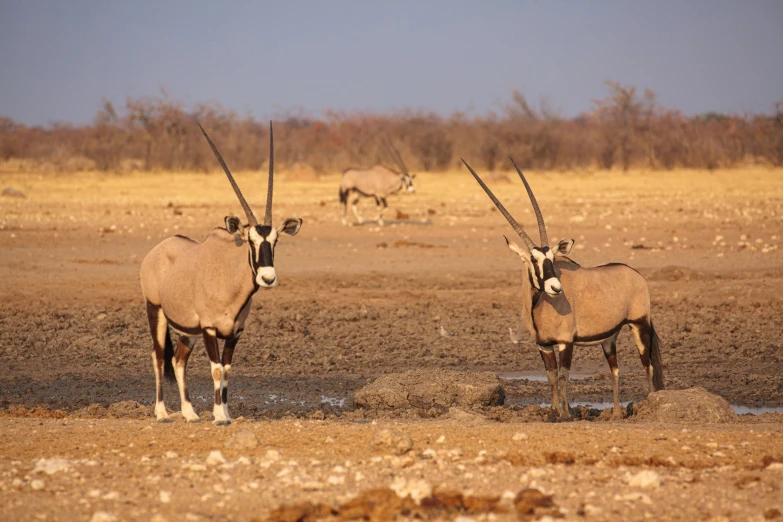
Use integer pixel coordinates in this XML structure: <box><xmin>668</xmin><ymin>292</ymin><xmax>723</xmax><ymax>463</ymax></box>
<box><xmin>225</xmin><ymin>216</ymin><xmax>242</xmax><ymax>234</ymax></box>
<box><xmin>504</xmin><ymin>235</ymin><xmax>529</xmax><ymax>262</ymax></box>
<box><xmin>278</xmin><ymin>217</ymin><xmax>303</xmax><ymax>237</ymax></box>
<box><xmin>556</xmin><ymin>239</ymin><xmax>575</xmax><ymax>256</ymax></box>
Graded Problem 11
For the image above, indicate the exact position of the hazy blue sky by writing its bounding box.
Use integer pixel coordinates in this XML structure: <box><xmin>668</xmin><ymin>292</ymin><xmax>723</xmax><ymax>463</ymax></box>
<box><xmin>1</xmin><ymin>1</ymin><xmax>782</xmax><ymax>126</ymax></box>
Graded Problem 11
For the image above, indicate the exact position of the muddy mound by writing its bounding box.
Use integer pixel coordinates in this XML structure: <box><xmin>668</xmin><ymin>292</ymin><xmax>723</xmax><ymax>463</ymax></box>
<box><xmin>107</xmin><ymin>401</ymin><xmax>151</xmax><ymax>419</ymax></box>
<box><xmin>632</xmin><ymin>387</ymin><xmax>736</xmax><ymax>424</ymax></box>
<box><xmin>353</xmin><ymin>370</ymin><xmax>505</xmax><ymax>412</ymax></box>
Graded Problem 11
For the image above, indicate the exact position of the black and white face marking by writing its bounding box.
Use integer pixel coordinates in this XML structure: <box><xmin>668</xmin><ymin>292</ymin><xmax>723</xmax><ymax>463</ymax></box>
<box><xmin>402</xmin><ymin>173</ymin><xmax>416</xmax><ymax>193</ymax></box>
<box><xmin>247</xmin><ymin>225</ymin><xmax>279</xmax><ymax>288</ymax></box>
<box><xmin>529</xmin><ymin>246</ymin><xmax>562</xmax><ymax>297</ymax></box>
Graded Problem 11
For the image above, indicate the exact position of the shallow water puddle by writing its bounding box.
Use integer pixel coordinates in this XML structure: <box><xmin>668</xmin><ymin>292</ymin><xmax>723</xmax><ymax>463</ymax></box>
<box><xmin>527</xmin><ymin>401</ymin><xmax>783</xmax><ymax>415</ymax></box>
<box><xmin>498</xmin><ymin>371</ymin><xmax>592</xmax><ymax>382</ymax></box>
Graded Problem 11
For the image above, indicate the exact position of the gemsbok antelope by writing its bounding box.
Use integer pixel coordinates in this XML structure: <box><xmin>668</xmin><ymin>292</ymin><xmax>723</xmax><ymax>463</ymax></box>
<box><xmin>339</xmin><ymin>140</ymin><xmax>416</xmax><ymax>225</ymax></box>
<box><xmin>462</xmin><ymin>157</ymin><xmax>665</xmax><ymax>420</ymax></box>
<box><xmin>140</xmin><ymin>122</ymin><xmax>302</xmax><ymax>425</ymax></box>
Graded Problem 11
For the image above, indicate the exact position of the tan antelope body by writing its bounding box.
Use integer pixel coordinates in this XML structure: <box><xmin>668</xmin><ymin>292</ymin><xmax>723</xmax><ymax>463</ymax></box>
<box><xmin>463</xmin><ymin>157</ymin><xmax>664</xmax><ymax>420</ymax></box>
<box><xmin>339</xmin><ymin>141</ymin><xmax>415</xmax><ymax>225</ymax></box>
<box><xmin>140</xmin><ymin>122</ymin><xmax>302</xmax><ymax>425</ymax></box>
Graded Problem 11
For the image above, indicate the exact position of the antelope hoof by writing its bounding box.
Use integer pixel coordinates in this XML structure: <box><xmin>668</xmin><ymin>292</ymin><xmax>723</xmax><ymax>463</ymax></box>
<box><xmin>156</xmin><ymin>417</ymin><xmax>173</xmax><ymax>423</ymax></box>
<box><xmin>213</xmin><ymin>419</ymin><xmax>231</xmax><ymax>427</ymax></box>
<box><xmin>185</xmin><ymin>416</ymin><xmax>201</xmax><ymax>424</ymax></box>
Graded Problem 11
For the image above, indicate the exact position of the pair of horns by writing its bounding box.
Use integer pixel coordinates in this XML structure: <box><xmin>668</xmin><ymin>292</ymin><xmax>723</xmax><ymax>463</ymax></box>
<box><xmin>198</xmin><ymin>121</ymin><xmax>274</xmax><ymax>227</ymax></box>
<box><xmin>461</xmin><ymin>157</ymin><xmax>548</xmax><ymax>250</ymax></box>
<box><xmin>384</xmin><ymin>136</ymin><xmax>408</xmax><ymax>175</ymax></box>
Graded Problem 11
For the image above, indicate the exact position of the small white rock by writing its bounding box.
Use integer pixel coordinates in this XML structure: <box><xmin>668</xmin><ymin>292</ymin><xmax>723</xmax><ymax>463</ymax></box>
<box><xmin>512</xmin><ymin>431</ymin><xmax>529</xmax><ymax>442</ymax></box>
<box><xmin>327</xmin><ymin>475</ymin><xmax>345</xmax><ymax>485</ymax></box>
<box><xmin>766</xmin><ymin>462</ymin><xmax>783</xmax><ymax>471</ymax></box>
<box><xmin>205</xmin><ymin>451</ymin><xmax>226</xmax><ymax>466</ymax></box>
<box><xmin>626</xmin><ymin>470</ymin><xmax>662</xmax><ymax>489</ymax></box>
<box><xmin>30</xmin><ymin>479</ymin><xmax>45</xmax><ymax>491</ymax></box>
<box><xmin>164</xmin><ymin>451</ymin><xmax>178</xmax><ymax>459</ymax></box>
<box><xmin>90</xmin><ymin>512</ymin><xmax>118</xmax><ymax>522</ymax></box>
<box><xmin>435</xmin><ymin>435</ymin><xmax>446</xmax><ymax>444</ymax></box>
<box><xmin>33</xmin><ymin>458</ymin><xmax>71</xmax><ymax>475</ymax></box>
<box><xmin>159</xmin><ymin>490</ymin><xmax>171</xmax><ymax>503</ymax></box>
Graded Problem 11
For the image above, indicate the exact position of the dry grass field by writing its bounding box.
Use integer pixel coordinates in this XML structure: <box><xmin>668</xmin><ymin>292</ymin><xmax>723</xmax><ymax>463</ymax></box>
<box><xmin>1</xmin><ymin>166</ymin><xmax>782</xmax><ymax>521</ymax></box>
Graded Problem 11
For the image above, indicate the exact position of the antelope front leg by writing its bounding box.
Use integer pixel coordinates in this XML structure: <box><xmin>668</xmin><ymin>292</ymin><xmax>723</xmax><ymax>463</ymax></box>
<box><xmin>350</xmin><ymin>195</ymin><xmax>364</xmax><ymax>225</ymax></box>
<box><xmin>203</xmin><ymin>328</ymin><xmax>230</xmax><ymax>426</ymax></box>
<box><xmin>220</xmin><ymin>335</ymin><xmax>240</xmax><ymax>424</ymax></box>
<box><xmin>538</xmin><ymin>347</ymin><xmax>559</xmax><ymax>419</ymax></box>
<box><xmin>557</xmin><ymin>343</ymin><xmax>574</xmax><ymax>420</ymax></box>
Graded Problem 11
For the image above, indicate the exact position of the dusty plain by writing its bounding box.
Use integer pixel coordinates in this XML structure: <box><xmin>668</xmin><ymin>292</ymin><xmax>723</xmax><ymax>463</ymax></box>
<box><xmin>1</xmin><ymin>166</ymin><xmax>782</xmax><ymax>521</ymax></box>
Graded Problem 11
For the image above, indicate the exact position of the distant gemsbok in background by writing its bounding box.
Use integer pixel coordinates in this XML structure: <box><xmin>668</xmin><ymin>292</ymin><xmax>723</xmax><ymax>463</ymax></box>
<box><xmin>462</xmin><ymin>157</ymin><xmax>664</xmax><ymax>420</ymax></box>
<box><xmin>140</xmin><ymin>122</ymin><xmax>302</xmax><ymax>425</ymax></box>
<box><xmin>339</xmin><ymin>139</ymin><xmax>416</xmax><ymax>225</ymax></box>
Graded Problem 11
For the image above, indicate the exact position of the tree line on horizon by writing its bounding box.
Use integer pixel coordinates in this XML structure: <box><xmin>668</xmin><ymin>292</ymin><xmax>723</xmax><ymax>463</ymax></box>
<box><xmin>1</xmin><ymin>81</ymin><xmax>782</xmax><ymax>173</ymax></box>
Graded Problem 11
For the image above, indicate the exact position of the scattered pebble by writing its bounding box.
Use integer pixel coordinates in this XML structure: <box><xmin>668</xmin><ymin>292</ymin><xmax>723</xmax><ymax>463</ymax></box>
<box><xmin>626</xmin><ymin>470</ymin><xmax>662</xmax><ymax>489</ymax></box>
<box><xmin>30</xmin><ymin>479</ymin><xmax>45</xmax><ymax>491</ymax></box>
<box><xmin>225</xmin><ymin>430</ymin><xmax>259</xmax><ymax>450</ymax></box>
<box><xmin>33</xmin><ymin>458</ymin><xmax>71</xmax><ymax>475</ymax></box>
<box><xmin>159</xmin><ymin>490</ymin><xmax>171</xmax><ymax>503</ymax></box>
<box><xmin>512</xmin><ymin>431</ymin><xmax>529</xmax><ymax>442</ymax></box>
<box><xmin>206</xmin><ymin>451</ymin><xmax>226</xmax><ymax>466</ymax></box>
<box><xmin>90</xmin><ymin>512</ymin><xmax>117</xmax><ymax>522</ymax></box>
<box><xmin>370</xmin><ymin>429</ymin><xmax>413</xmax><ymax>456</ymax></box>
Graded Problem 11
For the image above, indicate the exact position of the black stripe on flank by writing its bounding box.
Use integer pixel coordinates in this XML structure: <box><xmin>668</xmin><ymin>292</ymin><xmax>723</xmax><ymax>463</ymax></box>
<box><xmin>163</xmin><ymin>315</ymin><xmax>203</xmax><ymax>336</ymax></box>
<box><xmin>537</xmin><ymin>321</ymin><xmax>628</xmax><ymax>347</ymax></box>
<box><xmin>597</xmin><ymin>262</ymin><xmax>642</xmax><ymax>275</ymax></box>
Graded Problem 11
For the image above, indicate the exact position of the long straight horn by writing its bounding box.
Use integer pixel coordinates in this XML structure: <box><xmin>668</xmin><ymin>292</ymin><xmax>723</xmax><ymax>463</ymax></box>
<box><xmin>461</xmin><ymin>158</ymin><xmax>536</xmax><ymax>250</ymax></box>
<box><xmin>509</xmin><ymin>156</ymin><xmax>548</xmax><ymax>247</ymax></box>
<box><xmin>198</xmin><ymin>122</ymin><xmax>258</xmax><ymax>226</ymax></box>
<box><xmin>264</xmin><ymin>121</ymin><xmax>274</xmax><ymax>226</ymax></box>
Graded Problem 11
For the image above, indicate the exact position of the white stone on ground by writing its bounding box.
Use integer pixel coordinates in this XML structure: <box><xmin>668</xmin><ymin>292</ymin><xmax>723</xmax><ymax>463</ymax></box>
<box><xmin>90</xmin><ymin>513</ymin><xmax>118</xmax><ymax>522</ymax></box>
<box><xmin>626</xmin><ymin>470</ymin><xmax>662</xmax><ymax>489</ymax></box>
<box><xmin>206</xmin><ymin>450</ymin><xmax>226</xmax><ymax>466</ymax></box>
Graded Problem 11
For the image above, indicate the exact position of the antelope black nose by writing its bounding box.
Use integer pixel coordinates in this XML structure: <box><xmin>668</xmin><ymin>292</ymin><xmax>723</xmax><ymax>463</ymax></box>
<box><xmin>261</xmin><ymin>275</ymin><xmax>276</xmax><ymax>285</ymax></box>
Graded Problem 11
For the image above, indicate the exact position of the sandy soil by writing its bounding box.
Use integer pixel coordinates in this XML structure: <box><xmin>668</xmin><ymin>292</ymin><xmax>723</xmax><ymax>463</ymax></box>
<box><xmin>1</xmin><ymin>167</ymin><xmax>782</xmax><ymax>520</ymax></box>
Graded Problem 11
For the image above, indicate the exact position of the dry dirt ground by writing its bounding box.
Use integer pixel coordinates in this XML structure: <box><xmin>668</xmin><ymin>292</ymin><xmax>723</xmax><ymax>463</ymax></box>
<box><xmin>1</xmin><ymin>167</ymin><xmax>782</xmax><ymax>521</ymax></box>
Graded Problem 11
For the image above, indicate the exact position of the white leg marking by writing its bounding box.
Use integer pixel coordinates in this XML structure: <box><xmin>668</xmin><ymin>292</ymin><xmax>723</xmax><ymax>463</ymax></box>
<box><xmin>210</xmin><ymin>361</ymin><xmax>230</xmax><ymax>425</ymax></box>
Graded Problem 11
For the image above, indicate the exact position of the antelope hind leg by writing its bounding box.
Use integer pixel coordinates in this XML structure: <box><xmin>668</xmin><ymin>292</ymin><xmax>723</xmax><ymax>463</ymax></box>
<box><xmin>601</xmin><ymin>334</ymin><xmax>622</xmax><ymax>419</ymax></box>
<box><xmin>146</xmin><ymin>302</ymin><xmax>171</xmax><ymax>422</ymax></box>
<box><xmin>174</xmin><ymin>335</ymin><xmax>200</xmax><ymax>422</ymax></box>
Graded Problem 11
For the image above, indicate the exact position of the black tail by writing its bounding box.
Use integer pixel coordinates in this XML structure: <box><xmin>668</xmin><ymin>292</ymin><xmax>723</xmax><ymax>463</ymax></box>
<box><xmin>163</xmin><ymin>327</ymin><xmax>176</xmax><ymax>382</ymax></box>
<box><xmin>339</xmin><ymin>187</ymin><xmax>348</xmax><ymax>205</ymax></box>
<box><xmin>650</xmin><ymin>320</ymin><xmax>665</xmax><ymax>391</ymax></box>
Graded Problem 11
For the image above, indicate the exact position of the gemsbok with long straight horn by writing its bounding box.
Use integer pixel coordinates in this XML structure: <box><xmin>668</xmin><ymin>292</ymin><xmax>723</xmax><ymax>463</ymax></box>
<box><xmin>339</xmin><ymin>138</ymin><xmax>416</xmax><ymax>226</ymax></box>
<box><xmin>462</xmin><ymin>157</ymin><xmax>664</xmax><ymax>420</ymax></box>
<box><xmin>140</xmin><ymin>121</ymin><xmax>302</xmax><ymax>425</ymax></box>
